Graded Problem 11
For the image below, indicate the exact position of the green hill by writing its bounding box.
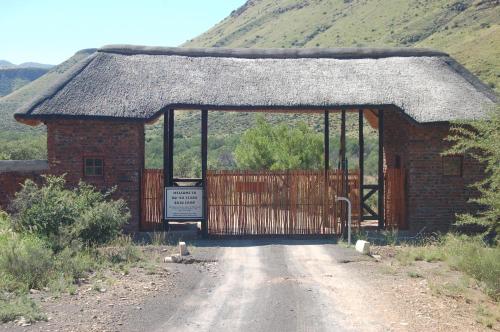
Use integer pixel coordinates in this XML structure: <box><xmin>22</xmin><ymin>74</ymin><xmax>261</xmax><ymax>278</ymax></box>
<box><xmin>0</xmin><ymin>67</ymin><xmax>49</xmax><ymax>97</ymax></box>
<box><xmin>185</xmin><ymin>0</ymin><xmax>499</xmax><ymax>92</ymax></box>
<box><xmin>0</xmin><ymin>49</ymin><xmax>96</xmax><ymax>132</ymax></box>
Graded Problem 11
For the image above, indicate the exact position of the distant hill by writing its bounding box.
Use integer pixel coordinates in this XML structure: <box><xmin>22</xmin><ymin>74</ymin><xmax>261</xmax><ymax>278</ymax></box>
<box><xmin>0</xmin><ymin>67</ymin><xmax>49</xmax><ymax>97</ymax></box>
<box><xmin>0</xmin><ymin>60</ymin><xmax>15</xmax><ymax>68</ymax></box>
<box><xmin>18</xmin><ymin>62</ymin><xmax>54</xmax><ymax>69</ymax></box>
<box><xmin>186</xmin><ymin>0</ymin><xmax>499</xmax><ymax>92</ymax></box>
<box><xmin>0</xmin><ymin>59</ymin><xmax>54</xmax><ymax>69</ymax></box>
<box><xmin>0</xmin><ymin>49</ymin><xmax>96</xmax><ymax>132</ymax></box>
<box><xmin>0</xmin><ymin>59</ymin><xmax>55</xmax><ymax>96</ymax></box>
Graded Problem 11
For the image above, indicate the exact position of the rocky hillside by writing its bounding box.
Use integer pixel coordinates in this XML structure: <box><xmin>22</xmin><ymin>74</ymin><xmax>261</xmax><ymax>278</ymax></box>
<box><xmin>186</xmin><ymin>0</ymin><xmax>499</xmax><ymax>92</ymax></box>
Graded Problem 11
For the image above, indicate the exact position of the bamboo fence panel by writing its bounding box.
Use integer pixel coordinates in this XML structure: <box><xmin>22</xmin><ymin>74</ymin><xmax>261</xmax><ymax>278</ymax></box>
<box><xmin>140</xmin><ymin>169</ymin><xmax>164</xmax><ymax>231</ymax></box>
<box><xmin>140</xmin><ymin>169</ymin><xmax>368</xmax><ymax>235</ymax></box>
<box><xmin>206</xmin><ymin>170</ymin><xmax>360</xmax><ymax>235</ymax></box>
<box><xmin>384</xmin><ymin>168</ymin><xmax>406</xmax><ymax>229</ymax></box>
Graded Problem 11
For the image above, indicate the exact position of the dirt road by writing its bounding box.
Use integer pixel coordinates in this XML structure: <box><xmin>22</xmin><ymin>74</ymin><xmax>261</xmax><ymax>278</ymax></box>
<box><xmin>6</xmin><ymin>240</ymin><xmax>487</xmax><ymax>332</ymax></box>
<box><xmin>121</xmin><ymin>240</ymin><xmax>483</xmax><ymax>332</ymax></box>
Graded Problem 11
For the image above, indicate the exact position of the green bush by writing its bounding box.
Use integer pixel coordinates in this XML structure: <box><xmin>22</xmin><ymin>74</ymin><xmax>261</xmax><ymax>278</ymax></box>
<box><xmin>102</xmin><ymin>236</ymin><xmax>142</xmax><ymax>264</ymax></box>
<box><xmin>10</xmin><ymin>175</ymin><xmax>130</xmax><ymax>251</ymax></box>
<box><xmin>235</xmin><ymin>116</ymin><xmax>324</xmax><ymax>170</ymax></box>
<box><xmin>0</xmin><ymin>210</ymin><xmax>10</xmax><ymax>234</ymax></box>
<box><xmin>0</xmin><ymin>133</ymin><xmax>47</xmax><ymax>161</ymax></box>
<box><xmin>0</xmin><ymin>295</ymin><xmax>46</xmax><ymax>323</ymax></box>
<box><xmin>53</xmin><ymin>247</ymin><xmax>98</xmax><ymax>280</ymax></box>
<box><xmin>446</xmin><ymin>107</ymin><xmax>500</xmax><ymax>243</ymax></box>
<box><xmin>72</xmin><ymin>200</ymin><xmax>129</xmax><ymax>246</ymax></box>
<box><xmin>0</xmin><ymin>234</ymin><xmax>53</xmax><ymax>291</ymax></box>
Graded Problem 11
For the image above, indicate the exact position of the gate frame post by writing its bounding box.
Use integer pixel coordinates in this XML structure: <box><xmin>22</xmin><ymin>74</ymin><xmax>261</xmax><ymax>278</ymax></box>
<box><xmin>323</xmin><ymin>110</ymin><xmax>330</xmax><ymax>232</ymax></box>
<box><xmin>201</xmin><ymin>109</ymin><xmax>208</xmax><ymax>238</ymax></box>
<box><xmin>163</xmin><ymin>109</ymin><xmax>175</xmax><ymax>232</ymax></box>
<box><xmin>378</xmin><ymin>109</ymin><xmax>385</xmax><ymax>229</ymax></box>
<box><xmin>358</xmin><ymin>109</ymin><xmax>364</xmax><ymax>226</ymax></box>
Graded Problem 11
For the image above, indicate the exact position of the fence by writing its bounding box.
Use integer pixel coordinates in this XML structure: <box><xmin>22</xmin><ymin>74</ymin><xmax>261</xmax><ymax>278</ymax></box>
<box><xmin>140</xmin><ymin>169</ymin><xmax>164</xmax><ymax>231</ymax></box>
<box><xmin>141</xmin><ymin>168</ymin><xmax>403</xmax><ymax>234</ymax></box>
<box><xmin>206</xmin><ymin>169</ymin><xmax>360</xmax><ymax>235</ymax></box>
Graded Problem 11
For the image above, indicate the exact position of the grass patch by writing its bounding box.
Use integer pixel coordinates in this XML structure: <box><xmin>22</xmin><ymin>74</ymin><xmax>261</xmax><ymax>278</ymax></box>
<box><xmin>429</xmin><ymin>277</ymin><xmax>470</xmax><ymax>299</ymax></box>
<box><xmin>102</xmin><ymin>236</ymin><xmax>143</xmax><ymax>264</ymax></box>
<box><xmin>407</xmin><ymin>270</ymin><xmax>423</xmax><ymax>278</ymax></box>
<box><xmin>380</xmin><ymin>264</ymin><xmax>398</xmax><ymax>275</ymax></box>
<box><xmin>396</xmin><ymin>234</ymin><xmax>499</xmax><ymax>300</ymax></box>
<box><xmin>381</xmin><ymin>228</ymin><xmax>399</xmax><ymax>246</ymax></box>
<box><xmin>0</xmin><ymin>295</ymin><xmax>47</xmax><ymax>323</ymax></box>
<box><xmin>476</xmin><ymin>304</ymin><xmax>498</xmax><ymax>329</ymax></box>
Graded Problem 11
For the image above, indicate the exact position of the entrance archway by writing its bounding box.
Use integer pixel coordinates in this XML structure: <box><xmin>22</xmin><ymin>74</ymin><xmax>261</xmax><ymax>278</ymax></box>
<box><xmin>140</xmin><ymin>107</ymin><xmax>406</xmax><ymax>236</ymax></box>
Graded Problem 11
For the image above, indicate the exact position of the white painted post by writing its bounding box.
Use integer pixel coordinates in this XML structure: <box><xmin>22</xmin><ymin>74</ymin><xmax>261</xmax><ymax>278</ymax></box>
<box><xmin>336</xmin><ymin>197</ymin><xmax>352</xmax><ymax>246</ymax></box>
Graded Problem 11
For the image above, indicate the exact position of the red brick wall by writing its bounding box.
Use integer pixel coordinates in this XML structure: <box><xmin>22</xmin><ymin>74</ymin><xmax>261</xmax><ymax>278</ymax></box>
<box><xmin>0</xmin><ymin>172</ymin><xmax>45</xmax><ymax>211</ymax></box>
<box><xmin>384</xmin><ymin>111</ymin><xmax>484</xmax><ymax>232</ymax></box>
<box><xmin>46</xmin><ymin>120</ymin><xmax>145</xmax><ymax>232</ymax></box>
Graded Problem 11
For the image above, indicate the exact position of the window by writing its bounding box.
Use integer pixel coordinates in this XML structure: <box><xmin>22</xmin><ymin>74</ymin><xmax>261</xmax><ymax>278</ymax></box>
<box><xmin>442</xmin><ymin>155</ymin><xmax>462</xmax><ymax>176</ymax></box>
<box><xmin>84</xmin><ymin>158</ymin><xmax>104</xmax><ymax>177</ymax></box>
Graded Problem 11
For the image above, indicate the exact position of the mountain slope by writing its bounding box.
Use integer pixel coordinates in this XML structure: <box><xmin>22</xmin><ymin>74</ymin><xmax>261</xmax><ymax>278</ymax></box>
<box><xmin>18</xmin><ymin>62</ymin><xmax>54</xmax><ymax>69</ymax></box>
<box><xmin>0</xmin><ymin>67</ymin><xmax>49</xmax><ymax>97</ymax></box>
<box><xmin>0</xmin><ymin>49</ymin><xmax>96</xmax><ymax>132</ymax></box>
<box><xmin>0</xmin><ymin>60</ymin><xmax>15</xmax><ymax>68</ymax></box>
<box><xmin>185</xmin><ymin>0</ymin><xmax>499</xmax><ymax>92</ymax></box>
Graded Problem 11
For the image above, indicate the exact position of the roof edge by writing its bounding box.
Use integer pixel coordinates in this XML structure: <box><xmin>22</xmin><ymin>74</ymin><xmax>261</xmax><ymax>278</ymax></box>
<box><xmin>15</xmin><ymin>104</ymin><xmax>421</xmax><ymax>124</ymax></box>
<box><xmin>444</xmin><ymin>58</ymin><xmax>499</xmax><ymax>103</ymax></box>
<box><xmin>98</xmin><ymin>44</ymin><xmax>449</xmax><ymax>59</ymax></box>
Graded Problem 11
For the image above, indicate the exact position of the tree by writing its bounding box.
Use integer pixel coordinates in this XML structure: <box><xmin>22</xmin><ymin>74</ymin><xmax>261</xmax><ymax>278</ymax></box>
<box><xmin>446</xmin><ymin>107</ymin><xmax>499</xmax><ymax>243</ymax></box>
<box><xmin>235</xmin><ymin>116</ymin><xmax>324</xmax><ymax>170</ymax></box>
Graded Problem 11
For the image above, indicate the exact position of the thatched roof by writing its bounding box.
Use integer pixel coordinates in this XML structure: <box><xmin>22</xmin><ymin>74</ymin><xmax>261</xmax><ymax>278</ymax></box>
<box><xmin>15</xmin><ymin>45</ymin><xmax>497</xmax><ymax>124</ymax></box>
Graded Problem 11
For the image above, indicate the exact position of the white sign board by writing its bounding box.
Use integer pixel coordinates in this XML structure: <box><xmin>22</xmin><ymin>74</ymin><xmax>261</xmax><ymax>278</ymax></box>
<box><xmin>165</xmin><ymin>187</ymin><xmax>204</xmax><ymax>220</ymax></box>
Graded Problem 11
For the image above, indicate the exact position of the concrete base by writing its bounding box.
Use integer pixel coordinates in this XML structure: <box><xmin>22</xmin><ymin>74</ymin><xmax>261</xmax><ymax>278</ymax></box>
<box><xmin>179</xmin><ymin>242</ymin><xmax>189</xmax><ymax>256</ymax></box>
<box><xmin>355</xmin><ymin>240</ymin><xmax>371</xmax><ymax>255</ymax></box>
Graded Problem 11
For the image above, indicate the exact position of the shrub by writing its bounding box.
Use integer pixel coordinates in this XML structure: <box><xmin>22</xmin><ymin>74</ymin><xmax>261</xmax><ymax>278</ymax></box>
<box><xmin>53</xmin><ymin>247</ymin><xmax>98</xmax><ymax>280</ymax></box>
<box><xmin>235</xmin><ymin>116</ymin><xmax>324</xmax><ymax>170</ymax></box>
<box><xmin>72</xmin><ymin>200</ymin><xmax>130</xmax><ymax>246</ymax></box>
<box><xmin>102</xmin><ymin>236</ymin><xmax>142</xmax><ymax>264</ymax></box>
<box><xmin>10</xmin><ymin>175</ymin><xmax>130</xmax><ymax>251</ymax></box>
<box><xmin>446</xmin><ymin>107</ymin><xmax>500</xmax><ymax>243</ymax></box>
<box><xmin>0</xmin><ymin>210</ymin><xmax>11</xmax><ymax>235</ymax></box>
<box><xmin>0</xmin><ymin>295</ymin><xmax>46</xmax><ymax>323</ymax></box>
<box><xmin>0</xmin><ymin>234</ymin><xmax>53</xmax><ymax>291</ymax></box>
<box><xmin>10</xmin><ymin>176</ymin><xmax>77</xmax><ymax>249</ymax></box>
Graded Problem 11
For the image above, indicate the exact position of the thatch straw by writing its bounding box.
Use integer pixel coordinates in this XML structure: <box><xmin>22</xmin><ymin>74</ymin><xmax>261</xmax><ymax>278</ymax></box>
<box><xmin>15</xmin><ymin>45</ymin><xmax>498</xmax><ymax>124</ymax></box>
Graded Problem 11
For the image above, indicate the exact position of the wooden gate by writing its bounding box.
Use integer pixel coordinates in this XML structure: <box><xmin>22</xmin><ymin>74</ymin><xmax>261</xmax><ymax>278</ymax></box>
<box><xmin>206</xmin><ymin>170</ymin><xmax>360</xmax><ymax>235</ymax></box>
<box><xmin>140</xmin><ymin>168</ymin><xmax>404</xmax><ymax>234</ymax></box>
<box><xmin>384</xmin><ymin>168</ymin><xmax>407</xmax><ymax>229</ymax></box>
<box><xmin>140</xmin><ymin>169</ymin><xmax>164</xmax><ymax>231</ymax></box>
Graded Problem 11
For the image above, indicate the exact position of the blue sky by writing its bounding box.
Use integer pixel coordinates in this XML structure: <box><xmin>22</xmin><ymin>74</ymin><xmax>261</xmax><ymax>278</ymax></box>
<box><xmin>0</xmin><ymin>0</ymin><xmax>245</xmax><ymax>64</ymax></box>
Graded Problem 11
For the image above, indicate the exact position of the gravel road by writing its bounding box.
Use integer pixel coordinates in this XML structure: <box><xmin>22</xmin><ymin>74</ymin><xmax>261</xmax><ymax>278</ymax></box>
<box><xmin>124</xmin><ymin>240</ymin><xmax>397</xmax><ymax>332</ymax></box>
<box><xmin>5</xmin><ymin>239</ymin><xmax>487</xmax><ymax>332</ymax></box>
